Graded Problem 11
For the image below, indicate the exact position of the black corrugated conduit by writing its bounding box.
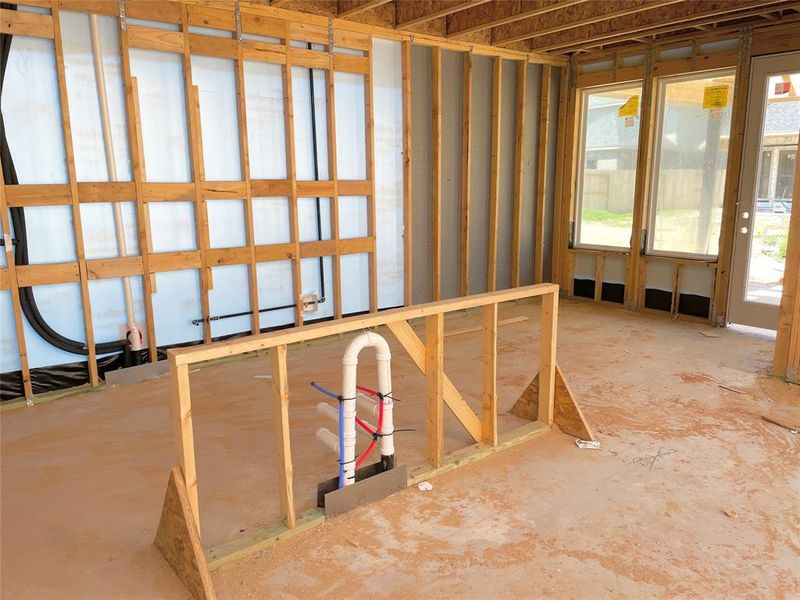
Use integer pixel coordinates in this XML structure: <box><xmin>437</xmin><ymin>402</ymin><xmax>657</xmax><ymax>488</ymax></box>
<box><xmin>1</xmin><ymin>4</ymin><xmax>130</xmax><ymax>358</ymax></box>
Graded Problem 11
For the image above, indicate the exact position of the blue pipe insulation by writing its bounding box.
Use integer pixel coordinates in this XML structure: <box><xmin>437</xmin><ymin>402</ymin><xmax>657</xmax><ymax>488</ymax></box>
<box><xmin>311</xmin><ymin>381</ymin><xmax>339</xmax><ymax>400</ymax></box>
<box><xmin>311</xmin><ymin>382</ymin><xmax>346</xmax><ymax>488</ymax></box>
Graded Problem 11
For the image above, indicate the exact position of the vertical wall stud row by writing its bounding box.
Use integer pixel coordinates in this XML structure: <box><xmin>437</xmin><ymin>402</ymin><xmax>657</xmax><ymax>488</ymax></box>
<box><xmin>625</xmin><ymin>47</ymin><xmax>655</xmax><ymax>310</ymax></box>
<box><xmin>118</xmin><ymin>11</ymin><xmax>158</xmax><ymax>362</ymax></box>
<box><xmin>180</xmin><ymin>7</ymin><xmax>212</xmax><ymax>343</ymax></box>
<box><xmin>425</xmin><ymin>312</ymin><xmax>444</xmax><ymax>468</ymax></box>
<box><xmin>234</xmin><ymin>13</ymin><xmax>262</xmax><ymax>336</ymax></box>
<box><xmin>481</xmin><ymin>302</ymin><xmax>498</xmax><ymax>445</ymax></box>
<box><xmin>364</xmin><ymin>37</ymin><xmax>379</xmax><ymax>313</ymax></box>
<box><xmin>534</xmin><ymin>65</ymin><xmax>551</xmax><ymax>284</ymax></box>
<box><xmin>0</xmin><ymin>168</ymin><xmax>32</xmax><ymax>400</ymax></box>
<box><xmin>50</xmin><ymin>1</ymin><xmax>99</xmax><ymax>385</ymax></box>
<box><xmin>511</xmin><ymin>60</ymin><xmax>527</xmax><ymax>288</ymax></box>
<box><xmin>401</xmin><ymin>40</ymin><xmax>413</xmax><ymax>306</ymax></box>
<box><xmin>431</xmin><ymin>47</ymin><xmax>442</xmax><ymax>301</ymax></box>
<box><xmin>487</xmin><ymin>57</ymin><xmax>502</xmax><ymax>292</ymax></box>
<box><xmin>270</xmin><ymin>344</ymin><xmax>296</xmax><ymax>528</ymax></box>
<box><xmin>460</xmin><ymin>52</ymin><xmax>472</xmax><ymax>297</ymax></box>
<box><xmin>282</xmin><ymin>23</ymin><xmax>303</xmax><ymax>327</ymax></box>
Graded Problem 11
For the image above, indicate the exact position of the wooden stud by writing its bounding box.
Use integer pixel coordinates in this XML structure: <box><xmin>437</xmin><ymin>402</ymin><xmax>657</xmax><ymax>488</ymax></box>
<box><xmin>364</xmin><ymin>38</ymin><xmax>378</xmax><ymax>313</ymax></box>
<box><xmin>235</xmin><ymin>31</ymin><xmax>261</xmax><ymax>335</ymax></box>
<box><xmin>460</xmin><ymin>51</ymin><xmax>472</xmax><ymax>297</ymax></box>
<box><xmin>481</xmin><ymin>303</ymin><xmax>497</xmax><ymax>445</ymax></box>
<box><xmin>0</xmin><ymin>166</ymin><xmax>32</xmax><ymax>400</ymax></box>
<box><xmin>326</xmin><ymin>53</ymin><xmax>343</xmax><ymax>320</ymax></box>
<box><xmin>431</xmin><ymin>47</ymin><xmax>442</xmax><ymax>302</ymax></box>
<box><xmin>511</xmin><ymin>60</ymin><xmax>527</xmax><ymax>288</ymax></box>
<box><xmin>51</xmin><ymin>1</ymin><xmax>99</xmax><ymax>386</ymax></box>
<box><xmin>558</xmin><ymin>59</ymin><xmax>579</xmax><ymax>291</ymax></box>
<box><xmin>180</xmin><ymin>7</ymin><xmax>213</xmax><ymax>343</ymax></box>
<box><xmin>774</xmin><ymin>139</ymin><xmax>800</xmax><ymax>380</ymax></box>
<box><xmin>551</xmin><ymin>61</ymin><xmax>570</xmax><ymax>287</ymax></box>
<box><xmin>487</xmin><ymin>57</ymin><xmax>502</xmax><ymax>292</ymax></box>
<box><xmin>401</xmin><ymin>40</ymin><xmax>412</xmax><ymax>306</ymax></box>
<box><xmin>712</xmin><ymin>30</ymin><xmax>752</xmax><ymax>325</ymax></box>
<box><xmin>169</xmin><ymin>359</ymin><xmax>199</xmax><ymax>532</ymax></box>
<box><xmin>282</xmin><ymin>21</ymin><xmax>303</xmax><ymax>327</ymax></box>
<box><xmin>270</xmin><ymin>344</ymin><xmax>296</xmax><ymax>528</ymax></box>
<box><xmin>594</xmin><ymin>254</ymin><xmax>604</xmax><ymax>302</ymax></box>
<box><xmin>624</xmin><ymin>48</ymin><xmax>655</xmax><ymax>310</ymax></box>
<box><xmin>538</xmin><ymin>291</ymin><xmax>558</xmax><ymax>424</ymax></box>
<box><xmin>670</xmin><ymin>263</ymin><xmax>683</xmax><ymax>316</ymax></box>
<box><xmin>386</xmin><ymin>320</ymin><xmax>482</xmax><ymax>443</ymax></box>
<box><xmin>534</xmin><ymin>64</ymin><xmax>551</xmax><ymax>284</ymax></box>
<box><xmin>424</xmin><ymin>313</ymin><xmax>444</xmax><ymax>468</ymax></box>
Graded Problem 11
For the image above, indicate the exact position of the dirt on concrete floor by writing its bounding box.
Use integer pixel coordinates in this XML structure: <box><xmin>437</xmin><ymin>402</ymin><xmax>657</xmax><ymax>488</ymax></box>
<box><xmin>1</xmin><ymin>299</ymin><xmax>798</xmax><ymax>599</ymax></box>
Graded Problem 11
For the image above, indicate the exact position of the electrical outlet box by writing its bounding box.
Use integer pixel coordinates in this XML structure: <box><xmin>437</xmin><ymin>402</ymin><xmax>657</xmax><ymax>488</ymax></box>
<box><xmin>301</xmin><ymin>293</ymin><xmax>320</xmax><ymax>313</ymax></box>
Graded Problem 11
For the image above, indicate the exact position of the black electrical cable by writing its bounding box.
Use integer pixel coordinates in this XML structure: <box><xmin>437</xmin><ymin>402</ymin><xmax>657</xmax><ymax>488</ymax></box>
<box><xmin>307</xmin><ymin>44</ymin><xmax>326</xmax><ymax>305</ymax></box>
<box><xmin>1</xmin><ymin>5</ymin><xmax>128</xmax><ymax>357</ymax></box>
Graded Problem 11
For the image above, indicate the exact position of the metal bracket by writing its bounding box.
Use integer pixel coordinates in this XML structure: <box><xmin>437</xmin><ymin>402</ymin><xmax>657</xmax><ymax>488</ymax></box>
<box><xmin>118</xmin><ymin>0</ymin><xmax>127</xmax><ymax>31</ymax></box>
<box><xmin>328</xmin><ymin>17</ymin><xmax>334</xmax><ymax>51</ymax></box>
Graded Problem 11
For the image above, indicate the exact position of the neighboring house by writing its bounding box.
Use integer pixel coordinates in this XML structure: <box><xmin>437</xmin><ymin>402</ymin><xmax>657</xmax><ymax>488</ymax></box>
<box><xmin>758</xmin><ymin>99</ymin><xmax>799</xmax><ymax>212</ymax></box>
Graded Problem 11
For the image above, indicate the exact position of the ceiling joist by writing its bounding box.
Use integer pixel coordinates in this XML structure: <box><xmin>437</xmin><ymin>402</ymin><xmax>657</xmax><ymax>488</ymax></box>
<box><xmin>337</xmin><ymin>0</ymin><xmax>393</xmax><ymax>18</ymax></box>
<box><xmin>492</xmin><ymin>0</ymin><xmax>685</xmax><ymax>47</ymax></box>
<box><xmin>258</xmin><ymin>0</ymin><xmax>797</xmax><ymax>60</ymax></box>
<box><xmin>395</xmin><ymin>0</ymin><xmax>490</xmax><ymax>29</ymax></box>
<box><xmin>540</xmin><ymin>0</ymin><xmax>796</xmax><ymax>53</ymax></box>
<box><xmin>445</xmin><ymin>0</ymin><xmax>589</xmax><ymax>38</ymax></box>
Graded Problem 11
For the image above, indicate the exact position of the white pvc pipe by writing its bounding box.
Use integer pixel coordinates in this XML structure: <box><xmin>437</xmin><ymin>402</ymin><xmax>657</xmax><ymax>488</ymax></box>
<box><xmin>316</xmin><ymin>402</ymin><xmax>339</xmax><ymax>423</ymax></box>
<box><xmin>89</xmin><ymin>15</ymin><xmax>142</xmax><ymax>350</ymax></box>
<box><xmin>356</xmin><ymin>392</ymin><xmax>380</xmax><ymax>418</ymax></box>
<box><xmin>340</xmin><ymin>331</ymin><xmax>393</xmax><ymax>486</ymax></box>
<box><xmin>315</xmin><ymin>427</ymin><xmax>340</xmax><ymax>455</ymax></box>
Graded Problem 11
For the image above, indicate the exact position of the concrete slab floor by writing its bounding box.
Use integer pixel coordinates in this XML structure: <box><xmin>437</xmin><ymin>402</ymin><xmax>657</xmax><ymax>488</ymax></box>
<box><xmin>1</xmin><ymin>299</ymin><xmax>798</xmax><ymax>599</ymax></box>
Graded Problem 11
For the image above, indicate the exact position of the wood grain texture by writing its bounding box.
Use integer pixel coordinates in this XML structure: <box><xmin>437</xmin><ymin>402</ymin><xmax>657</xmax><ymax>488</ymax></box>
<box><xmin>487</xmin><ymin>57</ymin><xmax>502</xmax><ymax>292</ymax></box>
<box><xmin>270</xmin><ymin>345</ymin><xmax>296</xmax><ymax>528</ymax></box>
<box><xmin>425</xmin><ymin>313</ymin><xmax>444</xmax><ymax>467</ymax></box>
<box><xmin>153</xmin><ymin>467</ymin><xmax>216</xmax><ymax>600</ymax></box>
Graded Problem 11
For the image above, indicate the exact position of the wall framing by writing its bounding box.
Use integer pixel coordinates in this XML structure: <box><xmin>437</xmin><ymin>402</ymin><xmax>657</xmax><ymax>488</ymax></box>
<box><xmin>1</xmin><ymin>0</ymin><xmax>565</xmax><ymax>402</ymax></box>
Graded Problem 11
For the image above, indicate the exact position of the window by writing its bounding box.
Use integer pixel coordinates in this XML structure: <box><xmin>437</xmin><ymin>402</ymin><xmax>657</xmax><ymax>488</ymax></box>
<box><xmin>575</xmin><ymin>83</ymin><xmax>643</xmax><ymax>249</ymax></box>
<box><xmin>648</xmin><ymin>70</ymin><xmax>736</xmax><ymax>258</ymax></box>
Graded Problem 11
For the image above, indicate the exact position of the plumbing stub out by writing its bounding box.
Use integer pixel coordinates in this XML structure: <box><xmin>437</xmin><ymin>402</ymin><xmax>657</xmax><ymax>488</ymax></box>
<box><xmin>312</xmin><ymin>331</ymin><xmax>403</xmax><ymax>515</ymax></box>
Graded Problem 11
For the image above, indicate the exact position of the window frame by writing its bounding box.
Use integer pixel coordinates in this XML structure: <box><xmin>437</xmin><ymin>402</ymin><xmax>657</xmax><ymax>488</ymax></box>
<box><xmin>573</xmin><ymin>80</ymin><xmax>644</xmax><ymax>253</ymax></box>
<box><xmin>645</xmin><ymin>68</ymin><xmax>737</xmax><ymax>260</ymax></box>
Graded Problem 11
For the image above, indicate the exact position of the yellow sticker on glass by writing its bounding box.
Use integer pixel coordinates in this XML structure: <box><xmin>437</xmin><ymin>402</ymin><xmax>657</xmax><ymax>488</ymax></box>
<box><xmin>703</xmin><ymin>85</ymin><xmax>729</xmax><ymax>109</ymax></box>
<box><xmin>618</xmin><ymin>95</ymin><xmax>639</xmax><ymax>117</ymax></box>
